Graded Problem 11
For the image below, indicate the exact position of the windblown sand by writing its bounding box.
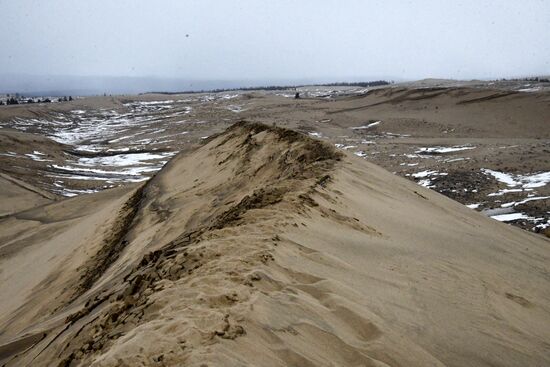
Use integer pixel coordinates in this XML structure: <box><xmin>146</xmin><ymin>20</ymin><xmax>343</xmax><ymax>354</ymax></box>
<box><xmin>1</xmin><ymin>122</ymin><xmax>549</xmax><ymax>366</ymax></box>
<box><xmin>1</xmin><ymin>83</ymin><xmax>549</xmax><ymax>233</ymax></box>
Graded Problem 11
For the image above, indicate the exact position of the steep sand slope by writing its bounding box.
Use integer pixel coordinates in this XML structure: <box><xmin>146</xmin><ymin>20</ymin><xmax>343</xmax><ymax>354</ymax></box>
<box><xmin>1</xmin><ymin>122</ymin><xmax>549</xmax><ymax>366</ymax></box>
<box><xmin>0</xmin><ymin>173</ymin><xmax>56</xmax><ymax>217</ymax></box>
<box><xmin>0</xmin><ymin>185</ymin><xmax>138</xmax><ymax>340</ymax></box>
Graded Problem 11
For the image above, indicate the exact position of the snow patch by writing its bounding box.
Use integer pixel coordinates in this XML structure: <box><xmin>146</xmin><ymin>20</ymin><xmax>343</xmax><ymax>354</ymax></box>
<box><xmin>416</xmin><ymin>146</ymin><xmax>475</xmax><ymax>154</ymax></box>
<box><xmin>350</xmin><ymin>121</ymin><xmax>381</xmax><ymax>130</ymax></box>
<box><xmin>483</xmin><ymin>169</ymin><xmax>550</xmax><ymax>190</ymax></box>
<box><xmin>491</xmin><ymin>213</ymin><xmax>529</xmax><ymax>222</ymax></box>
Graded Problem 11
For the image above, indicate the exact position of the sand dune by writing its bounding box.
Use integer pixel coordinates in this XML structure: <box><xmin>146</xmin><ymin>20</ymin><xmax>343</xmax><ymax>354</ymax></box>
<box><xmin>2</xmin><ymin>85</ymin><xmax>549</xmax><ymax>234</ymax></box>
<box><xmin>0</xmin><ymin>173</ymin><xmax>55</xmax><ymax>217</ymax></box>
<box><xmin>1</xmin><ymin>122</ymin><xmax>549</xmax><ymax>366</ymax></box>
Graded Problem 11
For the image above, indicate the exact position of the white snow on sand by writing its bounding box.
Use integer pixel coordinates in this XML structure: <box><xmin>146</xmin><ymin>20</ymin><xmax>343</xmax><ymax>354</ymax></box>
<box><xmin>0</xmin><ymin>98</ymin><xmax>196</xmax><ymax>196</ymax></box>
<box><xmin>51</xmin><ymin>164</ymin><xmax>160</xmax><ymax>176</ymax></box>
<box><xmin>445</xmin><ymin>157</ymin><xmax>469</xmax><ymax>163</ymax></box>
<box><xmin>416</xmin><ymin>146</ymin><xmax>475</xmax><ymax>154</ymax></box>
<box><xmin>25</xmin><ymin>153</ymin><xmax>50</xmax><ymax>162</ymax></box>
<box><xmin>125</xmin><ymin>100</ymin><xmax>175</xmax><ymax>106</ymax></box>
<box><xmin>412</xmin><ymin>170</ymin><xmax>437</xmax><ymax>178</ymax></box>
<box><xmin>227</xmin><ymin>105</ymin><xmax>246</xmax><ymax>113</ymax></box>
<box><xmin>482</xmin><ymin>169</ymin><xmax>517</xmax><ymax>186</ymax></box>
<box><xmin>500</xmin><ymin>196</ymin><xmax>550</xmax><ymax>208</ymax></box>
<box><xmin>487</xmin><ymin>188</ymin><xmax>528</xmax><ymax>197</ymax></box>
<box><xmin>221</xmin><ymin>94</ymin><xmax>240</xmax><ymax>100</ymax></box>
<box><xmin>59</xmin><ymin>188</ymin><xmax>101</xmax><ymax>197</ymax></box>
<box><xmin>417</xmin><ymin>179</ymin><xmax>434</xmax><ymax>188</ymax></box>
<box><xmin>483</xmin><ymin>169</ymin><xmax>550</xmax><ymax>189</ymax></box>
<box><xmin>350</xmin><ymin>121</ymin><xmax>381</xmax><ymax>130</ymax></box>
<box><xmin>335</xmin><ymin>143</ymin><xmax>359</xmax><ymax>150</ymax></box>
<box><xmin>491</xmin><ymin>213</ymin><xmax>529</xmax><ymax>222</ymax></box>
<box><xmin>411</xmin><ymin>170</ymin><xmax>448</xmax><ymax>178</ymax></box>
<box><xmin>75</xmin><ymin>152</ymin><xmax>175</xmax><ymax>167</ymax></box>
<box><xmin>535</xmin><ymin>220</ymin><xmax>550</xmax><ymax>230</ymax></box>
<box><xmin>408</xmin><ymin>170</ymin><xmax>448</xmax><ymax>188</ymax></box>
<box><xmin>517</xmin><ymin>87</ymin><xmax>541</xmax><ymax>92</ymax></box>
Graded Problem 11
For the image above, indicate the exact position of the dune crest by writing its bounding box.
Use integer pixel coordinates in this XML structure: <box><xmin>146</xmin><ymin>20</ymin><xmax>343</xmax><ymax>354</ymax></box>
<box><xmin>1</xmin><ymin>122</ymin><xmax>549</xmax><ymax>367</ymax></box>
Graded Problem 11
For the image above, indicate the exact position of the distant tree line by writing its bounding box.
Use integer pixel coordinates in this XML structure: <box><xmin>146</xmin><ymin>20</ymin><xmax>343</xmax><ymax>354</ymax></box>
<box><xmin>0</xmin><ymin>95</ymin><xmax>72</xmax><ymax>106</ymax></box>
<box><xmin>318</xmin><ymin>81</ymin><xmax>392</xmax><ymax>87</ymax></box>
<box><xmin>499</xmin><ymin>76</ymin><xmax>550</xmax><ymax>83</ymax></box>
<box><xmin>144</xmin><ymin>80</ymin><xmax>392</xmax><ymax>95</ymax></box>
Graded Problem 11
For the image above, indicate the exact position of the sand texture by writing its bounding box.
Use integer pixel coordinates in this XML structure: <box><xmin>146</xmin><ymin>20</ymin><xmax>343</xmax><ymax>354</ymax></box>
<box><xmin>1</xmin><ymin>122</ymin><xmax>549</xmax><ymax>366</ymax></box>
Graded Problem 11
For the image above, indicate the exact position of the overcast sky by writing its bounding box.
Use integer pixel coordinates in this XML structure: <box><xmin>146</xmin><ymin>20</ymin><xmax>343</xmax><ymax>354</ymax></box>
<box><xmin>1</xmin><ymin>0</ymin><xmax>549</xmax><ymax>82</ymax></box>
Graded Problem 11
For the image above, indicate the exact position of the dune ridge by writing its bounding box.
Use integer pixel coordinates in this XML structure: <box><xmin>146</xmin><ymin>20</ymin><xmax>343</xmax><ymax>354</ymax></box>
<box><xmin>1</xmin><ymin>122</ymin><xmax>549</xmax><ymax>366</ymax></box>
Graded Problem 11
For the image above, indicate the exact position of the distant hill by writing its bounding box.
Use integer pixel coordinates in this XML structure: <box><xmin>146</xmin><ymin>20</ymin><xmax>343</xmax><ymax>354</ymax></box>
<box><xmin>0</xmin><ymin>74</ymin><xmax>393</xmax><ymax>96</ymax></box>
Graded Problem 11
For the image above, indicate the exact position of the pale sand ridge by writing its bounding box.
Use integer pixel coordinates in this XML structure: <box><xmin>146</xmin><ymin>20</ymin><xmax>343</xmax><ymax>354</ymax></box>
<box><xmin>0</xmin><ymin>122</ymin><xmax>549</xmax><ymax>366</ymax></box>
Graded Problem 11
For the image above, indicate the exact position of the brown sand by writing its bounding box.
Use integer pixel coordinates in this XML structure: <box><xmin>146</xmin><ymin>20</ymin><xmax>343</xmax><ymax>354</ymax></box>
<box><xmin>1</xmin><ymin>84</ymin><xmax>549</xmax><ymax>233</ymax></box>
<box><xmin>0</xmin><ymin>173</ymin><xmax>55</xmax><ymax>217</ymax></box>
<box><xmin>1</xmin><ymin>122</ymin><xmax>549</xmax><ymax>366</ymax></box>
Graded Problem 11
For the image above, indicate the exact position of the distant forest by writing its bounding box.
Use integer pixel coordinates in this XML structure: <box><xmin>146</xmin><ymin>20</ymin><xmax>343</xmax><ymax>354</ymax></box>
<box><xmin>0</xmin><ymin>95</ymin><xmax>72</xmax><ymax>105</ymax></box>
<box><xmin>145</xmin><ymin>80</ymin><xmax>392</xmax><ymax>95</ymax></box>
<box><xmin>500</xmin><ymin>76</ymin><xmax>550</xmax><ymax>83</ymax></box>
